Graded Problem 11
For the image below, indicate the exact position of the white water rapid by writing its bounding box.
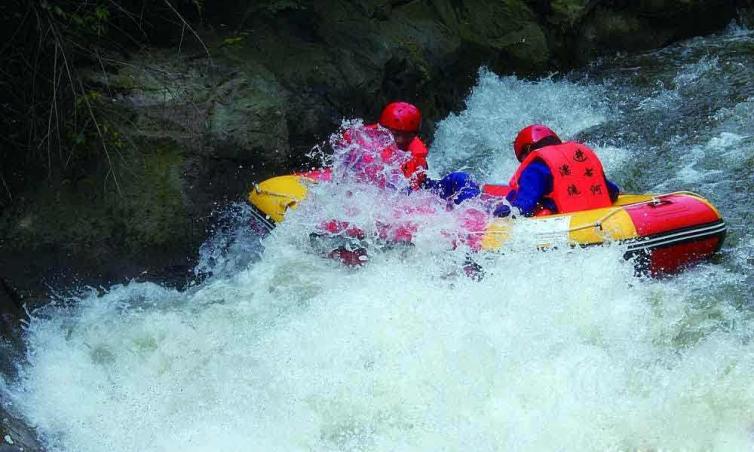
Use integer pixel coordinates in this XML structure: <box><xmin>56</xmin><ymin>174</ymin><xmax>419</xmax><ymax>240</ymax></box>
<box><xmin>3</xmin><ymin>25</ymin><xmax>754</xmax><ymax>452</ymax></box>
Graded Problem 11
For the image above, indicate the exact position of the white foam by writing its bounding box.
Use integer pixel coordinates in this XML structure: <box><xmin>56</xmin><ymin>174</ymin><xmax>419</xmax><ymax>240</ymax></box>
<box><xmin>430</xmin><ymin>69</ymin><xmax>610</xmax><ymax>182</ymax></box>
<box><xmin>6</xmin><ymin>233</ymin><xmax>754</xmax><ymax>451</ymax></box>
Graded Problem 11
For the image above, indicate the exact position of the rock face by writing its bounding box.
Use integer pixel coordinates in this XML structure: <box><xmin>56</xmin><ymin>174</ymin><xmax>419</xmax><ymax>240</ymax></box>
<box><xmin>569</xmin><ymin>0</ymin><xmax>743</xmax><ymax>59</ymax></box>
<box><xmin>0</xmin><ymin>0</ymin><xmax>748</xmax><ymax>307</ymax></box>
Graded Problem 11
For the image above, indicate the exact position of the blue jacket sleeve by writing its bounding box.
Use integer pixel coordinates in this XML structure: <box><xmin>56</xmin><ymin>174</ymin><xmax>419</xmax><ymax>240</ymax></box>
<box><xmin>606</xmin><ymin>179</ymin><xmax>619</xmax><ymax>202</ymax></box>
<box><xmin>428</xmin><ymin>171</ymin><xmax>481</xmax><ymax>205</ymax></box>
<box><xmin>506</xmin><ymin>161</ymin><xmax>552</xmax><ymax>217</ymax></box>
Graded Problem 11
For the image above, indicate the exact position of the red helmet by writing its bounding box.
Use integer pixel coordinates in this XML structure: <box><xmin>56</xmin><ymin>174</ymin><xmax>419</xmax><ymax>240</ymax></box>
<box><xmin>513</xmin><ymin>124</ymin><xmax>560</xmax><ymax>161</ymax></box>
<box><xmin>379</xmin><ymin>102</ymin><xmax>421</xmax><ymax>133</ymax></box>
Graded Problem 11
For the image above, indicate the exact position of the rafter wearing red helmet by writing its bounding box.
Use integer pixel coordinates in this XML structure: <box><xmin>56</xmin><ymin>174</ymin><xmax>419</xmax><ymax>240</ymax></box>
<box><xmin>374</xmin><ymin>101</ymin><xmax>429</xmax><ymax>190</ymax></box>
<box><xmin>316</xmin><ymin>102</ymin><xmax>429</xmax><ymax>265</ymax></box>
<box><xmin>503</xmin><ymin>124</ymin><xmax>620</xmax><ymax>216</ymax></box>
<box><xmin>337</xmin><ymin>102</ymin><xmax>429</xmax><ymax>191</ymax></box>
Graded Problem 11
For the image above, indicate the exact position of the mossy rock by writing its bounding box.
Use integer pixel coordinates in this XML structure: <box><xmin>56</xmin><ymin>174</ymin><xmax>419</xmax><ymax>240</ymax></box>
<box><xmin>0</xmin><ymin>139</ymin><xmax>190</xmax><ymax>257</ymax></box>
<box><xmin>570</xmin><ymin>0</ymin><xmax>738</xmax><ymax>63</ymax></box>
<box><xmin>207</xmin><ymin>73</ymin><xmax>289</xmax><ymax>163</ymax></box>
<box><xmin>113</xmin><ymin>140</ymin><xmax>190</xmax><ymax>252</ymax></box>
<box><xmin>548</xmin><ymin>0</ymin><xmax>590</xmax><ymax>27</ymax></box>
<box><xmin>414</xmin><ymin>0</ymin><xmax>550</xmax><ymax>73</ymax></box>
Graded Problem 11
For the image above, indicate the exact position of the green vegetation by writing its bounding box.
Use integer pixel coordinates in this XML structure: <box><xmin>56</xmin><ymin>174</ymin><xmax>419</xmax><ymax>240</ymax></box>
<box><xmin>0</xmin><ymin>0</ymin><xmax>203</xmax><ymax>210</ymax></box>
<box><xmin>0</xmin><ymin>0</ymin><xmax>212</xmax><ymax>274</ymax></box>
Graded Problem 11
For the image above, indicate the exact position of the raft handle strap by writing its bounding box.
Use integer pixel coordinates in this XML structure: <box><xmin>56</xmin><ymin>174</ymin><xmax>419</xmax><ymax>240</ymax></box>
<box><xmin>254</xmin><ymin>184</ymin><xmax>303</xmax><ymax>200</ymax></box>
<box><xmin>526</xmin><ymin>190</ymin><xmax>702</xmax><ymax>236</ymax></box>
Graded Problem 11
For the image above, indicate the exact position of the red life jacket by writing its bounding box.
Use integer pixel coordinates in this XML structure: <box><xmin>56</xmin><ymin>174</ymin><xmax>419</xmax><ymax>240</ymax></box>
<box><xmin>366</xmin><ymin>124</ymin><xmax>428</xmax><ymax>190</ymax></box>
<box><xmin>401</xmin><ymin>136</ymin><xmax>428</xmax><ymax>189</ymax></box>
<box><xmin>509</xmin><ymin>142</ymin><xmax>612</xmax><ymax>214</ymax></box>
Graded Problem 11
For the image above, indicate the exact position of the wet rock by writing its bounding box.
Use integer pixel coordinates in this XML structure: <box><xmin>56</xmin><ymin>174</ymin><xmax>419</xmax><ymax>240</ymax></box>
<box><xmin>570</xmin><ymin>0</ymin><xmax>739</xmax><ymax>62</ymax></box>
<box><xmin>0</xmin><ymin>406</ymin><xmax>43</xmax><ymax>452</ymax></box>
<box><xmin>0</xmin><ymin>283</ymin><xmax>41</xmax><ymax>450</ymax></box>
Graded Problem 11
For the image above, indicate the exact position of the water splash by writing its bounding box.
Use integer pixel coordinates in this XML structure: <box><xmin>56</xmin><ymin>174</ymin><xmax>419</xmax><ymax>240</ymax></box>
<box><xmin>430</xmin><ymin>68</ymin><xmax>612</xmax><ymax>182</ymax></box>
<box><xmin>194</xmin><ymin>203</ymin><xmax>267</xmax><ymax>279</ymax></box>
<box><xmin>7</xmin><ymin>243</ymin><xmax>754</xmax><ymax>451</ymax></box>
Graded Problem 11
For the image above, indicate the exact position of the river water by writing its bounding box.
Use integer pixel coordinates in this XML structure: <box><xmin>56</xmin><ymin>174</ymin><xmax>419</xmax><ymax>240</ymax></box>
<box><xmin>2</xmin><ymin>24</ymin><xmax>754</xmax><ymax>451</ymax></box>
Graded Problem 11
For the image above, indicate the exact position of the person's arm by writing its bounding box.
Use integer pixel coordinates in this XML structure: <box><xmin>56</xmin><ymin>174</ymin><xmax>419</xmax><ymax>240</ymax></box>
<box><xmin>505</xmin><ymin>161</ymin><xmax>553</xmax><ymax>217</ymax></box>
<box><xmin>429</xmin><ymin>171</ymin><xmax>481</xmax><ymax>204</ymax></box>
<box><xmin>406</xmin><ymin>138</ymin><xmax>428</xmax><ymax>190</ymax></box>
<box><xmin>606</xmin><ymin>178</ymin><xmax>620</xmax><ymax>202</ymax></box>
<box><xmin>406</xmin><ymin>159</ymin><xmax>428</xmax><ymax>191</ymax></box>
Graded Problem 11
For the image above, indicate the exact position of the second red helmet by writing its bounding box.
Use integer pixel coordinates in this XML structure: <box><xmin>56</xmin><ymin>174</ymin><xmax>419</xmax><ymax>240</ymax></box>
<box><xmin>379</xmin><ymin>102</ymin><xmax>421</xmax><ymax>133</ymax></box>
<box><xmin>513</xmin><ymin>124</ymin><xmax>560</xmax><ymax>161</ymax></box>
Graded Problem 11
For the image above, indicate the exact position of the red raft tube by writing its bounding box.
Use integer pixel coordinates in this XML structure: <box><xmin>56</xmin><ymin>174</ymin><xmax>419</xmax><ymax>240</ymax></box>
<box><xmin>479</xmin><ymin>188</ymin><xmax>726</xmax><ymax>276</ymax></box>
<box><xmin>621</xmin><ymin>192</ymin><xmax>727</xmax><ymax>275</ymax></box>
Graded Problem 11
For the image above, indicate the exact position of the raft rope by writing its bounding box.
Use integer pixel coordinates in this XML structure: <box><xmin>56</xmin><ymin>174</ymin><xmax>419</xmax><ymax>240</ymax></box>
<box><xmin>478</xmin><ymin>191</ymin><xmax>707</xmax><ymax>239</ymax></box>
<box><xmin>252</xmin><ymin>184</ymin><xmax>302</xmax><ymax>199</ymax></box>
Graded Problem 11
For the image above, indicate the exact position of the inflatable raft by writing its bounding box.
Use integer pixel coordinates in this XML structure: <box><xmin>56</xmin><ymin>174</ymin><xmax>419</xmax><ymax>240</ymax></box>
<box><xmin>248</xmin><ymin>172</ymin><xmax>726</xmax><ymax>275</ymax></box>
